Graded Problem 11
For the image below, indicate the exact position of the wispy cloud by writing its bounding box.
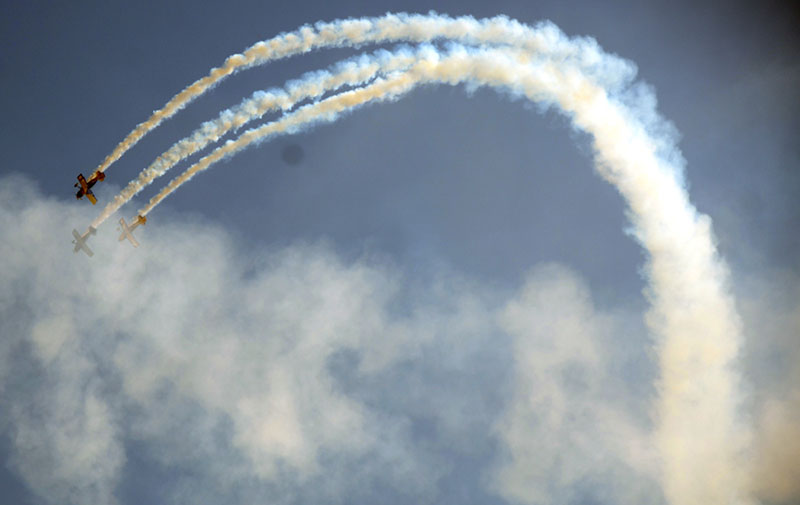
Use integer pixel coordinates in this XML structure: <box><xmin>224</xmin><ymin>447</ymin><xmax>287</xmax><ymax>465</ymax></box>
<box><xmin>1</xmin><ymin>176</ymin><xmax>665</xmax><ymax>504</ymax></box>
<box><xmin>493</xmin><ymin>263</ymin><xmax>662</xmax><ymax>504</ymax></box>
<box><xmin>2</xmin><ymin>174</ymin><xmax>797</xmax><ymax>504</ymax></box>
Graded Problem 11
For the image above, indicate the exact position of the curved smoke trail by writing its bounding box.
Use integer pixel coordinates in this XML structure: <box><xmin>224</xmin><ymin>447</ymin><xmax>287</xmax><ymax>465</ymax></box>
<box><xmin>92</xmin><ymin>46</ymin><xmax>440</xmax><ymax>228</ymax></box>
<box><xmin>136</xmin><ymin>66</ymin><xmax>424</xmax><ymax>217</ymax></box>
<box><xmin>89</xmin><ymin>13</ymin><xmax>632</xmax><ymax>179</ymax></box>
<box><xmin>130</xmin><ymin>44</ymin><xmax>751</xmax><ymax>505</ymax></box>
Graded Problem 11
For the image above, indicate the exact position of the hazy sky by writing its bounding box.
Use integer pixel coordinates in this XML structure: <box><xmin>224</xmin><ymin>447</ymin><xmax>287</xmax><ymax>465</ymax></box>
<box><xmin>0</xmin><ymin>1</ymin><xmax>798</xmax><ymax>504</ymax></box>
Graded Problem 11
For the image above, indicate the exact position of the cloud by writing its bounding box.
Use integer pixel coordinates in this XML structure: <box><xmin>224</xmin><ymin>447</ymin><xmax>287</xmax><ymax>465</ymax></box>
<box><xmin>492</xmin><ymin>263</ymin><xmax>663</xmax><ymax>505</ymax></box>
<box><xmin>0</xmin><ymin>176</ymin><xmax>126</xmax><ymax>505</ymax></box>
<box><xmin>752</xmin><ymin>391</ymin><xmax>800</xmax><ymax>504</ymax></box>
<box><xmin>0</xmin><ymin>174</ymin><xmax>795</xmax><ymax>505</ymax></box>
<box><xmin>736</xmin><ymin>270</ymin><xmax>800</xmax><ymax>505</ymax></box>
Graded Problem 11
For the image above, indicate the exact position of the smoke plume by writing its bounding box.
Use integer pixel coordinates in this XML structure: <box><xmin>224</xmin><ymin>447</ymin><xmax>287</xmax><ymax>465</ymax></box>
<box><xmin>117</xmin><ymin>42</ymin><xmax>751</xmax><ymax>505</ymax></box>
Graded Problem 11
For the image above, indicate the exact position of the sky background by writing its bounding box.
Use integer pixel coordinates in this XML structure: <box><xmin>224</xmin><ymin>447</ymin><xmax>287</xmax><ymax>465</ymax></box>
<box><xmin>0</xmin><ymin>1</ymin><xmax>798</xmax><ymax>504</ymax></box>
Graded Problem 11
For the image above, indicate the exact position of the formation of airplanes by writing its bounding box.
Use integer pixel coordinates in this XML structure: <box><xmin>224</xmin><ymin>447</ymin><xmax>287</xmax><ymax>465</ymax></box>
<box><xmin>72</xmin><ymin>170</ymin><xmax>149</xmax><ymax>256</ymax></box>
<box><xmin>72</xmin><ymin>215</ymin><xmax>147</xmax><ymax>257</ymax></box>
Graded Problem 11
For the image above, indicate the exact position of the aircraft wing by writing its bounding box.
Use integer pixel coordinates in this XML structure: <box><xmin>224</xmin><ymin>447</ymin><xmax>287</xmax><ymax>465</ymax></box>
<box><xmin>75</xmin><ymin>175</ymin><xmax>88</xmax><ymax>200</ymax></box>
<box><xmin>125</xmin><ymin>232</ymin><xmax>139</xmax><ymax>248</ymax></box>
<box><xmin>87</xmin><ymin>191</ymin><xmax>97</xmax><ymax>205</ymax></box>
<box><xmin>76</xmin><ymin>174</ymin><xmax>88</xmax><ymax>191</ymax></box>
<box><xmin>72</xmin><ymin>229</ymin><xmax>82</xmax><ymax>251</ymax></box>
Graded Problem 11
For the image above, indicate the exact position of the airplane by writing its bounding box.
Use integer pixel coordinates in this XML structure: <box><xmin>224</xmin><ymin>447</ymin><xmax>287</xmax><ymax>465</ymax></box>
<box><xmin>74</xmin><ymin>172</ymin><xmax>105</xmax><ymax>204</ymax></box>
<box><xmin>72</xmin><ymin>227</ymin><xmax>97</xmax><ymax>257</ymax></box>
<box><xmin>118</xmin><ymin>215</ymin><xmax>146</xmax><ymax>248</ymax></box>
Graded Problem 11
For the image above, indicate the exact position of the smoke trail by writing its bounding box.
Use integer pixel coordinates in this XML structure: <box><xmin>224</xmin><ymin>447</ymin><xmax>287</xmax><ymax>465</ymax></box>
<box><xmin>136</xmin><ymin>45</ymin><xmax>543</xmax><ymax>216</ymax></box>
<box><xmin>89</xmin><ymin>13</ymin><xmax>632</xmax><ymax>178</ymax></box>
<box><xmin>134</xmin><ymin>44</ymin><xmax>752</xmax><ymax>505</ymax></box>
<box><xmin>136</xmin><ymin>64</ymin><xmax>428</xmax><ymax>216</ymax></box>
<box><xmin>91</xmin><ymin>46</ymin><xmax>443</xmax><ymax>228</ymax></box>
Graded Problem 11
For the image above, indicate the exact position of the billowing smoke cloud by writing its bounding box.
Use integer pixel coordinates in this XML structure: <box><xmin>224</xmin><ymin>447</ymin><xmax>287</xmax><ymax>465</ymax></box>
<box><xmin>736</xmin><ymin>272</ymin><xmax>800</xmax><ymax>505</ymax></box>
<box><xmin>753</xmin><ymin>392</ymin><xmax>800</xmax><ymax>504</ymax></box>
<box><xmin>0</xmin><ymin>176</ymin><xmax>796</xmax><ymax>505</ymax></box>
<box><xmin>0</xmin><ymin>176</ymin><xmax>663</xmax><ymax>504</ymax></box>
<box><xmin>493</xmin><ymin>264</ymin><xmax>662</xmax><ymax>505</ymax></box>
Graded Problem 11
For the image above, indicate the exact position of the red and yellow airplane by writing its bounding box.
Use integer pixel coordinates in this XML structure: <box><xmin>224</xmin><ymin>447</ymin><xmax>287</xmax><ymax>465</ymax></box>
<box><xmin>118</xmin><ymin>215</ymin><xmax>146</xmax><ymax>248</ymax></box>
<box><xmin>74</xmin><ymin>172</ymin><xmax>105</xmax><ymax>204</ymax></box>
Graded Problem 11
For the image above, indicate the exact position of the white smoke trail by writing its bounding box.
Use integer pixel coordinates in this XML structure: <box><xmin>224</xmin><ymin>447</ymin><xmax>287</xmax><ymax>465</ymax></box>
<box><xmin>89</xmin><ymin>13</ymin><xmax>632</xmax><ymax>178</ymax></box>
<box><xmin>92</xmin><ymin>46</ymin><xmax>442</xmax><ymax>228</ymax></box>
<box><xmin>133</xmin><ymin>44</ymin><xmax>752</xmax><ymax>505</ymax></box>
<box><xmin>136</xmin><ymin>65</ymin><xmax>425</xmax><ymax>216</ymax></box>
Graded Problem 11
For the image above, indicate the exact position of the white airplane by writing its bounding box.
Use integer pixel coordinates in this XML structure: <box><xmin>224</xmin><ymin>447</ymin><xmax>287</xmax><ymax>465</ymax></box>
<box><xmin>72</xmin><ymin>226</ymin><xmax>97</xmax><ymax>257</ymax></box>
<box><xmin>118</xmin><ymin>215</ymin><xmax>146</xmax><ymax>248</ymax></box>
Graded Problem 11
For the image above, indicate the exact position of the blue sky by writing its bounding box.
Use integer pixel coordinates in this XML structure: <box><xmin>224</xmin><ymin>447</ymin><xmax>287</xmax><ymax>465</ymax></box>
<box><xmin>0</xmin><ymin>1</ymin><xmax>798</xmax><ymax>504</ymax></box>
